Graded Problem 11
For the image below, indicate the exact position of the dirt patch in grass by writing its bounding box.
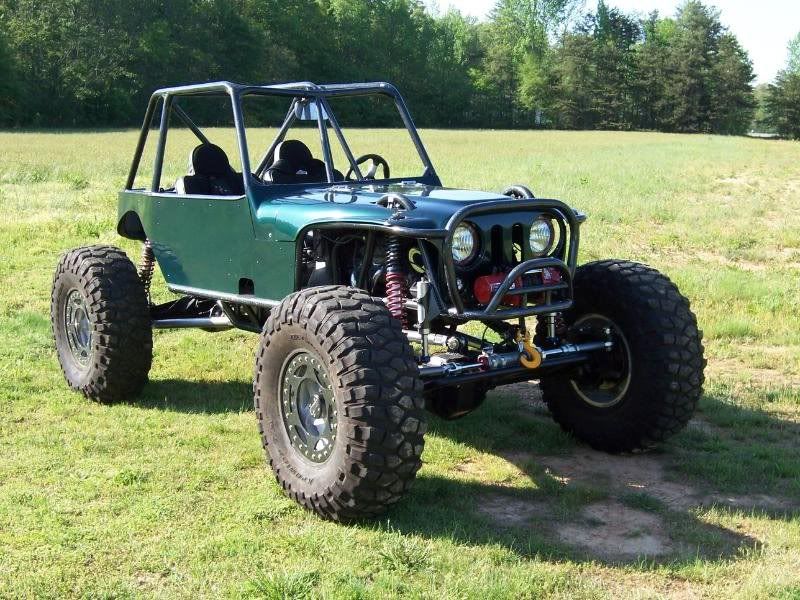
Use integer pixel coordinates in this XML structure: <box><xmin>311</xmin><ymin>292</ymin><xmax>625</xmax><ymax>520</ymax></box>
<box><xmin>476</xmin><ymin>483</ymin><xmax>674</xmax><ymax>559</ymax></box>
<box><xmin>707</xmin><ymin>358</ymin><xmax>799</xmax><ymax>389</ymax></box>
<box><xmin>693</xmin><ymin>250</ymin><xmax>769</xmax><ymax>272</ymax></box>
<box><xmin>501</xmin><ymin>381</ymin><xmax>549</xmax><ymax>414</ymax></box>
<box><xmin>473</xmin><ymin>449</ymin><xmax>685</xmax><ymax>559</ymax></box>
<box><xmin>496</xmin><ymin>381</ymin><xmax>795</xmax><ymax>508</ymax></box>
<box><xmin>536</xmin><ymin>450</ymin><xmax>697</xmax><ymax>510</ymax></box>
<box><xmin>677</xmin><ymin>249</ymin><xmax>800</xmax><ymax>272</ymax></box>
<box><xmin>716</xmin><ymin>175</ymin><xmax>758</xmax><ymax>187</ymax></box>
<box><xmin>455</xmin><ymin>457</ymin><xmax>503</xmax><ymax>480</ymax></box>
<box><xmin>703</xmin><ymin>493</ymin><xmax>796</xmax><ymax>512</ymax></box>
<box><xmin>557</xmin><ymin>500</ymin><xmax>672</xmax><ymax>559</ymax></box>
<box><xmin>134</xmin><ymin>570</ymin><xmax>170</xmax><ymax>591</ymax></box>
<box><xmin>536</xmin><ymin>449</ymin><xmax>794</xmax><ymax>513</ymax></box>
<box><xmin>655</xmin><ymin>246</ymin><xmax>800</xmax><ymax>272</ymax></box>
<box><xmin>476</xmin><ymin>493</ymin><xmax>550</xmax><ymax>526</ymax></box>
<box><xmin>454</xmin><ymin>457</ymin><xmax>486</xmax><ymax>477</ymax></box>
<box><xmin>473</xmin><ymin>443</ymin><xmax>788</xmax><ymax>560</ymax></box>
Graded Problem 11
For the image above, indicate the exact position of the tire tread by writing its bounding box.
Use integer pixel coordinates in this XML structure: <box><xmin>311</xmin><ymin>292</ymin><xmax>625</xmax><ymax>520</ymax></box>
<box><xmin>51</xmin><ymin>245</ymin><xmax>152</xmax><ymax>402</ymax></box>
<box><xmin>254</xmin><ymin>286</ymin><xmax>425</xmax><ymax>521</ymax></box>
<box><xmin>540</xmin><ymin>259</ymin><xmax>705</xmax><ymax>452</ymax></box>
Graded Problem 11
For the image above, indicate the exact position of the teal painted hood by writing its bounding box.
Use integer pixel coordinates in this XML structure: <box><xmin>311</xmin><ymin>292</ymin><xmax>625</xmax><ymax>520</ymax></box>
<box><xmin>252</xmin><ymin>182</ymin><xmax>510</xmax><ymax>241</ymax></box>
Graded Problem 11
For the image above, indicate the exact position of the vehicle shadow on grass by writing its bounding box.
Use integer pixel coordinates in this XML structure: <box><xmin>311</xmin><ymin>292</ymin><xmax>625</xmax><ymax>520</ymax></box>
<box><xmin>130</xmin><ymin>377</ymin><xmax>798</xmax><ymax>565</ymax></box>
<box><xmin>376</xmin><ymin>384</ymin><xmax>799</xmax><ymax>566</ymax></box>
<box><xmin>132</xmin><ymin>378</ymin><xmax>253</xmax><ymax>413</ymax></box>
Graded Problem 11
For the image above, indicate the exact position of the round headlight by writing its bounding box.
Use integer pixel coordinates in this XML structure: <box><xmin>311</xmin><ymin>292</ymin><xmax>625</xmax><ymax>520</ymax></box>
<box><xmin>452</xmin><ymin>222</ymin><xmax>479</xmax><ymax>265</ymax></box>
<box><xmin>529</xmin><ymin>218</ymin><xmax>554</xmax><ymax>256</ymax></box>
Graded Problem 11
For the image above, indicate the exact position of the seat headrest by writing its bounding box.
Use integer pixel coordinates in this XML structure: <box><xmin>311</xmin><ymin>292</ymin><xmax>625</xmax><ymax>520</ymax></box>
<box><xmin>275</xmin><ymin>140</ymin><xmax>313</xmax><ymax>168</ymax></box>
<box><xmin>191</xmin><ymin>144</ymin><xmax>233</xmax><ymax>177</ymax></box>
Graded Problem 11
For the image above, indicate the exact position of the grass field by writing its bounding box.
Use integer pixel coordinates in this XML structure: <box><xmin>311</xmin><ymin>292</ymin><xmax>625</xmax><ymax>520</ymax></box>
<box><xmin>1</xmin><ymin>129</ymin><xmax>799</xmax><ymax>598</ymax></box>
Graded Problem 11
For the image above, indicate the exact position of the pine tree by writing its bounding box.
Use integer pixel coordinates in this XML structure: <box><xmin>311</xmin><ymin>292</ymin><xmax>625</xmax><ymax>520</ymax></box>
<box><xmin>709</xmin><ymin>33</ymin><xmax>755</xmax><ymax>134</ymax></box>
<box><xmin>589</xmin><ymin>2</ymin><xmax>642</xmax><ymax>129</ymax></box>
<box><xmin>751</xmin><ymin>84</ymin><xmax>774</xmax><ymax>133</ymax></box>
<box><xmin>766</xmin><ymin>31</ymin><xmax>800</xmax><ymax>139</ymax></box>
<box><xmin>664</xmin><ymin>1</ymin><xmax>722</xmax><ymax>132</ymax></box>
<box><xmin>766</xmin><ymin>72</ymin><xmax>800</xmax><ymax>139</ymax></box>
<box><xmin>633</xmin><ymin>14</ymin><xmax>676</xmax><ymax>130</ymax></box>
<box><xmin>549</xmin><ymin>32</ymin><xmax>597</xmax><ymax>128</ymax></box>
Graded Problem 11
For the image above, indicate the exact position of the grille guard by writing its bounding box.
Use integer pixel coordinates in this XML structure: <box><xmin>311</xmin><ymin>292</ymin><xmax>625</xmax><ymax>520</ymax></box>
<box><xmin>449</xmin><ymin>257</ymin><xmax>573</xmax><ymax>319</ymax></box>
<box><xmin>441</xmin><ymin>197</ymin><xmax>580</xmax><ymax>321</ymax></box>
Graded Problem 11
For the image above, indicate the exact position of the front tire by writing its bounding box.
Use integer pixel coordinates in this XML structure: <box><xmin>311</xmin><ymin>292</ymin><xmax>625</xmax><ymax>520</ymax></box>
<box><xmin>539</xmin><ymin>260</ymin><xmax>705</xmax><ymax>452</ymax></box>
<box><xmin>254</xmin><ymin>286</ymin><xmax>426</xmax><ymax>521</ymax></box>
<box><xmin>51</xmin><ymin>245</ymin><xmax>153</xmax><ymax>402</ymax></box>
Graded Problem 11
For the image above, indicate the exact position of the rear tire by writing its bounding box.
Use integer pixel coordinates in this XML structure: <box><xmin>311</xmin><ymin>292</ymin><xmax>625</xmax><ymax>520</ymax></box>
<box><xmin>254</xmin><ymin>286</ymin><xmax>426</xmax><ymax>521</ymax></box>
<box><xmin>538</xmin><ymin>260</ymin><xmax>705</xmax><ymax>452</ymax></box>
<box><xmin>51</xmin><ymin>245</ymin><xmax>152</xmax><ymax>402</ymax></box>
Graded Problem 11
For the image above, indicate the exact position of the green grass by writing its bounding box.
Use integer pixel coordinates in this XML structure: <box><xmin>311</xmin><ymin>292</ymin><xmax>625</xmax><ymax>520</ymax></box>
<box><xmin>1</xmin><ymin>129</ymin><xmax>799</xmax><ymax>598</ymax></box>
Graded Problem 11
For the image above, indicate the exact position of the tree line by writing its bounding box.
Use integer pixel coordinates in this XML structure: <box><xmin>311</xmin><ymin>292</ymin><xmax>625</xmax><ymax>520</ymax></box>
<box><xmin>0</xmin><ymin>0</ymin><xmax>796</xmax><ymax>137</ymax></box>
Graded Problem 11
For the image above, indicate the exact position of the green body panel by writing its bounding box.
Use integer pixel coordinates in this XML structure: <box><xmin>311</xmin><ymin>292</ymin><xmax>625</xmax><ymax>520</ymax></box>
<box><xmin>253</xmin><ymin>182</ymin><xmax>508</xmax><ymax>242</ymax></box>
<box><xmin>118</xmin><ymin>190</ymin><xmax>296</xmax><ymax>299</ymax></box>
<box><xmin>118</xmin><ymin>181</ymin><xmax>535</xmax><ymax>302</ymax></box>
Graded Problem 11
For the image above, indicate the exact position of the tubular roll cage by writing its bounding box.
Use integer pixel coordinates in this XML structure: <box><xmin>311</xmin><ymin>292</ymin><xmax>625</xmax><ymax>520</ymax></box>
<box><xmin>295</xmin><ymin>196</ymin><xmax>579</xmax><ymax>322</ymax></box>
<box><xmin>125</xmin><ymin>80</ymin><xmax>439</xmax><ymax>194</ymax></box>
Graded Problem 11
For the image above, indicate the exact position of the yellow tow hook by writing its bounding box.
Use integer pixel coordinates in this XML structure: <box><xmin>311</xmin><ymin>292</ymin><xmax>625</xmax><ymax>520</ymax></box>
<box><xmin>516</xmin><ymin>331</ymin><xmax>542</xmax><ymax>369</ymax></box>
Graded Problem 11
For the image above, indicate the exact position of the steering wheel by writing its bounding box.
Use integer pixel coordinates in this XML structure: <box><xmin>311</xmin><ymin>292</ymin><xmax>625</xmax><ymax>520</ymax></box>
<box><xmin>346</xmin><ymin>154</ymin><xmax>390</xmax><ymax>181</ymax></box>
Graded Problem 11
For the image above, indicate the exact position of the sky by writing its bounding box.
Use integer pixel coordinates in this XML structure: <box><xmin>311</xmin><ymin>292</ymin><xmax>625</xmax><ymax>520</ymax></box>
<box><xmin>423</xmin><ymin>0</ymin><xmax>799</xmax><ymax>84</ymax></box>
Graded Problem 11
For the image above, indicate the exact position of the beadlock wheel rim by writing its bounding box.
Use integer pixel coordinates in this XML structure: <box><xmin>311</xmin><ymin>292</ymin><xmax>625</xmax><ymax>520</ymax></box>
<box><xmin>569</xmin><ymin>314</ymin><xmax>632</xmax><ymax>408</ymax></box>
<box><xmin>64</xmin><ymin>289</ymin><xmax>92</xmax><ymax>368</ymax></box>
<box><xmin>279</xmin><ymin>350</ymin><xmax>337</xmax><ymax>463</ymax></box>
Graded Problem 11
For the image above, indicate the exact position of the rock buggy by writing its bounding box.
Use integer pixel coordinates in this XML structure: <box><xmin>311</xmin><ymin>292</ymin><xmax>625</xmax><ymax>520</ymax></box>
<box><xmin>52</xmin><ymin>81</ymin><xmax>705</xmax><ymax>520</ymax></box>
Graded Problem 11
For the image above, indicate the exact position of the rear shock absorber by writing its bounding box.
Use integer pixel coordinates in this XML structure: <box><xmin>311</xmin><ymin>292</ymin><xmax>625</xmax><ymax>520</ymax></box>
<box><xmin>385</xmin><ymin>236</ymin><xmax>407</xmax><ymax>328</ymax></box>
<box><xmin>138</xmin><ymin>239</ymin><xmax>155</xmax><ymax>304</ymax></box>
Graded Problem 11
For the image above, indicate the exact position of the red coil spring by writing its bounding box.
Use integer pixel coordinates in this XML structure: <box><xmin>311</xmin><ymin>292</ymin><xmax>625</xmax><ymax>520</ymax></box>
<box><xmin>385</xmin><ymin>236</ymin><xmax>407</xmax><ymax>328</ymax></box>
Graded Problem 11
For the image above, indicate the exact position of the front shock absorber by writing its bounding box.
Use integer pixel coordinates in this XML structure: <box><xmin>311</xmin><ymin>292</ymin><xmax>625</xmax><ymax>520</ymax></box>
<box><xmin>385</xmin><ymin>236</ymin><xmax>407</xmax><ymax>328</ymax></box>
<box><xmin>138</xmin><ymin>239</ymin><xmax>155</xmax><ymax>303</ymax></box>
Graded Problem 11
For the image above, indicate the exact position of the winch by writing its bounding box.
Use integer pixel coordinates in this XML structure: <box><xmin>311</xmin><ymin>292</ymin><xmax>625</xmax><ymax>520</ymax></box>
<box><xmin>473</xmin><ymin>267</ymin><xmax>564</xmax><ymax>307</ymax></box>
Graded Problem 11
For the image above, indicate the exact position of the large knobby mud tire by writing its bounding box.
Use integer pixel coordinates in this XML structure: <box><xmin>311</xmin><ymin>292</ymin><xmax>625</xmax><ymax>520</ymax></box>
<box><xmin>539</xmin><ymin>260</ymin><xmax>705</xmax><ymax>452</ymax></box>
<box><xmin>51</xmin><ymin>245</ymin><xmax>153</xmax><ymax>402</ymax></box>
<box><xmin>253</xmin><ymin>286</ymin><xmax>426</xmax><ymax>521</ymax></box>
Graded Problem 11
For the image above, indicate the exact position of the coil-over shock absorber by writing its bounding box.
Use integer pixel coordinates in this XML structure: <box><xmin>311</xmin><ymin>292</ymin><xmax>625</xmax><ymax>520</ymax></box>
<box><xmin>379</xmin><ymin>194</ymin><xmax>414</xmax><ymax>329</ymax></box>
<box><xmin>138</xmin><ymin>239</ymin><xmax>155</xmax><ymax>303</ymax></box>
<box><xmin>385</xmin><ymin>236</ymin><xmax>407</xmax><ymax>328</ymax></box>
